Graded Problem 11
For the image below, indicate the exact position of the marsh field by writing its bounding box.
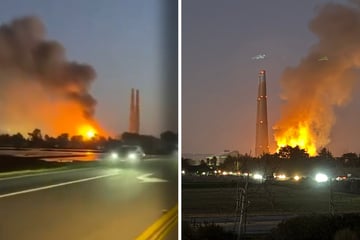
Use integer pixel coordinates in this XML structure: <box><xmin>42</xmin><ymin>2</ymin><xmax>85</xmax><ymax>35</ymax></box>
<box><xmin>182</xmin><ymin>176</ymin><xmax>360</xmax><ymax>216</ymax></box>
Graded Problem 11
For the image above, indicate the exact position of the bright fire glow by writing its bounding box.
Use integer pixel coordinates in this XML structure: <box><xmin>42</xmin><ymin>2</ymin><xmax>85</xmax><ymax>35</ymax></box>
<box><xmin>0</xmin><ymin>84</ymin><xmax>110</xmax><ymax>139</ymax></box>
<box><xmin>86</xmin><ymin>130</ymin><xmax>95</xmax><ymax>138</ymax></box>
<box><xmin>275</xmin><ymin>122</ymin><xmax>317</xmax><ymax>156</ymax></box>
<box><xmin>78</xmin><ymin>125</ymin><xmax>98</xmax><ymax>140</ymax></box>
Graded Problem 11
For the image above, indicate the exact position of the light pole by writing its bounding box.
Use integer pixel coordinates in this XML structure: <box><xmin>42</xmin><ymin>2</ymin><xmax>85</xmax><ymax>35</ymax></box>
<box><xmin>329</xmin><ymin>177</ymin><xmax>335</xmax><ymax>215</ymax></box>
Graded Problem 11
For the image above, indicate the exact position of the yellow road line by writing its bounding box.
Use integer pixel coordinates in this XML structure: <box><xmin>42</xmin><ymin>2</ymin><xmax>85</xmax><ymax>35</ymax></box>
<box><xmin>153</xmin><ymin>214</ymin><xmax>178</xmax><ymax>240</ymax></box>
<box><xmin>136</xmin><ymin>204</ymin><xmax>178</xmax><ymax>240</ymax></box>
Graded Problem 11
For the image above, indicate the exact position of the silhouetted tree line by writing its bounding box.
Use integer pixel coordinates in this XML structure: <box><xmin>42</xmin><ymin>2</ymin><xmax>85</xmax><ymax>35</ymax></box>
<box><xmin>182</xmin><ymin>146</ymin><xmax>360</xmax><ymax>176</ymax></box>
<box><xmin>121</xmin><ymin>131</ymin><xmax>177</xmax><ymax>154</ymax></box>
<box><xmin>0</xmin><ymin>129</ymin><xmax>178</xmax><ymax>154</ymax></box>
<box><xmin>267</xmin><ymin>213</ymin><xmax>360</xmax><ymax>240</ymax></box>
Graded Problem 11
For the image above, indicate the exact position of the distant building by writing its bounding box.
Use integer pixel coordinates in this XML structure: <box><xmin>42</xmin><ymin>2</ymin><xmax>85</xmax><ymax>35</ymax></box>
<box><xmin>207</xmin><ymin>150</ymin><xmax>240</xmax><ymax>166</ymax></box>
<box><xmin>182</xmin><ymin>151</ymin><xmax>240</xmax><ymax>166</ymax></box>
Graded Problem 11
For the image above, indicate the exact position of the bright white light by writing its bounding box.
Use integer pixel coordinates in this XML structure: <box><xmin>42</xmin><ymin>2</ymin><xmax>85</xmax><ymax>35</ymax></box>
<box><xmin>315</xmin><ymin>173</ymin><xmax>328</xmax><ymax>183</ymax></box>
<box><xmin>128</xmin><ymin>153</ymin><xmax>137</xmax><ymax>160</ymax></box>
<box><xmin>111</xmin><ymin>152</ymin><xmax>118</xmax><ymax>159</ymax></box>
<box><xmin>253</xmin><ymin>173</ymin><xmax>263</xmax><ymax>180</ymax></box>
<box><xmin>182</xmin><ymin>170</ymin><xmax>185</xmax><ymax>175</ymax></box>
<box><xmin>278</xmin><ymin>174</ymin><xmax>286</xmax><ymax>180</ymax></box>
<box><xmin>222</xmin><ymin>171</ymin><xmax>228</xmax><ymax>176</ymax></box>
<box><xmin>201</xmin><ymin>172</ymin><xmax>206</xmax><ymax>176</ymax></box>
<box><xmin>294</xmin><ymin>175</ymin><xmax>300</xmax><ymax>181</ymax></box>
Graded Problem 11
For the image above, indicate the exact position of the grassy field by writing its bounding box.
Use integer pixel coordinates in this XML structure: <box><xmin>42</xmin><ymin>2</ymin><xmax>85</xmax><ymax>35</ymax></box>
<box><xmin>182</xmin><ymin>177</ymin><xmax>360</xmax><ymax>216</ymax></box>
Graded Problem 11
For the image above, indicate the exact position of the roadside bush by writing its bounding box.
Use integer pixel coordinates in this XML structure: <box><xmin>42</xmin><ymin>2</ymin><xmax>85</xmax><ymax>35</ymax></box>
<box><xmin>182</xmin><ymin>221</ymin><xmax>236</xmax><ymax>240</ymax></box>
<box><xmin>267</xmin><ymin>214</ymin><xmax>360</xmax><ymax>240</ymax></box>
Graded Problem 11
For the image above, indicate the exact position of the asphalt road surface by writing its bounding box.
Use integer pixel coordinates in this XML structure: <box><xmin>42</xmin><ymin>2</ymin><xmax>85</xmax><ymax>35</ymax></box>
<box><xmin>0</xmin><ymin>155</ymin><xmax>178</xmax><ymax>240</ymax></box>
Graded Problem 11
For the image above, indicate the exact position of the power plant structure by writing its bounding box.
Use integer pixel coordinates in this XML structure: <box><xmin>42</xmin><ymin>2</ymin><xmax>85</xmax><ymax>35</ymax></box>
<box><xmin>255</xmin><ymin>70</ymin><xmax>269</xmax><ymax>157</ymax></box>
<box><xmin>129</xmin><ymin>88</ymin><xmax>140</xmax><ymax>134</ymax></box>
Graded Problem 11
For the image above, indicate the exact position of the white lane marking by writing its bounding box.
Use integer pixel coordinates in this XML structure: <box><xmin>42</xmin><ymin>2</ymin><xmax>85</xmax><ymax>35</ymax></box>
<box><xmin>0</xmin><ymin>172</ymin><xmax>119</xmax><ymax>199</ymax></box>
<box><xmin>137</xmin><ymin>173</ymin><xmax>168</xmax><ymax>183</ymax></box>
<box><xmin>0</xmin><ymin>167</ymin><xmax>96</xmax><ymax>181</ymax></box>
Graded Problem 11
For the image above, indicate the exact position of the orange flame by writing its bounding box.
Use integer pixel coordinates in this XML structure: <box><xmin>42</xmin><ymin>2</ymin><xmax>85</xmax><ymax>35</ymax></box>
<box><xmin>78</xmin><ymin>125</ymin><xmax>96</xmax><ymax>140</ymax></box>
<box><xmin>48</xmin><ymin>102</ymin><xmax>108</xmax><ymax>138</ymax></box>
<box><xmin>0</xmin><ymin>76</ymin><xmax>111</xmax><ymax>139</ymax></box>
<box><xmin>275</xmin><ymin>122</ymin><xmax>317</xmax><ymax>156</ymax></box>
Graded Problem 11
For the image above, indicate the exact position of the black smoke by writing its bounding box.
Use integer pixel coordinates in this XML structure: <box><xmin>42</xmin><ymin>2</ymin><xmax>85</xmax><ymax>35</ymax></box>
<box><xmin>0</xmin><ymin>16</ymin><xmax>96</xmax><ymax>118</ymax></box>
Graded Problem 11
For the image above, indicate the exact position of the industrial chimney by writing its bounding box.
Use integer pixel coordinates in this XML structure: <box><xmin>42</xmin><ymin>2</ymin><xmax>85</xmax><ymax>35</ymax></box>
<box><xmin>135</xmin><ymin>89</ymin><xmax>140</xmax><ymax>133</ymax></box>
<box><xmin>255</xmin><ymin>70</ymin><xmax>269</xmax><ymax>157</ymax></box>
<box><xmin>129</xmin><ymin>88</ymin><xmax>140</xmax><ymax>134</ymax></box>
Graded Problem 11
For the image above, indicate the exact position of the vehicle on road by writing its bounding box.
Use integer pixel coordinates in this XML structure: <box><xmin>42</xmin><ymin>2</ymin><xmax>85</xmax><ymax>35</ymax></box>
<box><xmin>104</xmin><ymin>145</ymin><xmax>145</xmax><ymax>165</ymax></box>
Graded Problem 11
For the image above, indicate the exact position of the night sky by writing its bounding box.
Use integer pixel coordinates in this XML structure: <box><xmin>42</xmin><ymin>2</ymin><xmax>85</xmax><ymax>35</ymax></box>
<box><xmin>0</xmin><ymin>0</ymin><xmax>177</xmax><ymax>137</ymax></box>
<box><xmin>182</xmin><ymin>0</ymin><xmax>360</xmax><ymax>157</ymax></box>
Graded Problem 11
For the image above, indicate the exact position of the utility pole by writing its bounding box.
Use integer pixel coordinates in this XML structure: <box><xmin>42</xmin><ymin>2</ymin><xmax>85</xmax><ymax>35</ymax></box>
<box><xmin>242</xmin><ymin>175</ymin><xmax>249</xmax><ymax>235</ymax></box>
<box><xmin>236</xmin><ymin>174</ymin><xmax>249</xmax><ymax>240</ymax></box>
<box><xmin>329</xmin><ymin>178</ymin><xmax>335</xmax><ymax>215</ymax></box>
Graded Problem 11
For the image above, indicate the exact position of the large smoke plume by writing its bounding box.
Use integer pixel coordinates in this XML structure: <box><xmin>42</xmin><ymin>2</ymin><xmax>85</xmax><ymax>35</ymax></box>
<box><xmin>274</xmin><ymin>2</ymin><xmax>360</xmax><ymax>153</ymax></box>
<box><xmin>0</xmin><ymin>16</ymin><xmax>99</xmax><ymax>135</ymax></box>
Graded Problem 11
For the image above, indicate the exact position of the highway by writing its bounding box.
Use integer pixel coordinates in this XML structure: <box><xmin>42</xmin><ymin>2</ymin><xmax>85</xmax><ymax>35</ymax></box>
<box><xmin>0</xmin><ymin>155</ymin><xmax>178</xmax><ymax>240</ymax></box>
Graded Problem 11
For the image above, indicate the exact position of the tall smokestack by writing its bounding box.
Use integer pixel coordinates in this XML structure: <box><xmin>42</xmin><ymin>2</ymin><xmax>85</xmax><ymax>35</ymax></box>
<box><xmin>129</xmin><ymin>88</ymin><xmax>136</xmax><ymax>133</ymax></box>
<box><xmin>135</xmin><ymin>89</ymin><xmax>140</xmax><ymax>134</ymax></box>
<box><xmin>128</xmin><ymin>88</ymin><xmax>140</xmax><ymax>134</ymax></box>
<box><xmin>255</xmin><ymin>70</ymin><xmax>269</xmax><ymax>157</ymax></box>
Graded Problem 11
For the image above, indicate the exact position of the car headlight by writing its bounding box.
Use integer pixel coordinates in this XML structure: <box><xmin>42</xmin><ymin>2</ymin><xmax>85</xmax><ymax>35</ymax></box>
<box><xmin>111</xmin><ymin>152</ymin><xmax>118</xmax><ymax>159</ymax></box>
<box><xmin>315</xmin><ymin>173</ymin><xmax>328</xmax><ymax>183</ymax></box>
<box><xmin>253</xmin><ymin>173</ymin><xmax>263</xmax><ymax>180</ymax></box>
<box><xmin>128</xmin><ymin>152</ymin><xmax>137</xmax><ymax>160</ymax></box>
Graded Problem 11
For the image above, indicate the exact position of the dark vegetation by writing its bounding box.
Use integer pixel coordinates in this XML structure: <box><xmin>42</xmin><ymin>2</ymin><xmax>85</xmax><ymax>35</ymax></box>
<box><xmin>267</xmin><ymin>213</ymin><xmax>360</xmax><ymax>240</ymax></box>
<box><xmin>0</xmin><ymin>129</ymin><xmax>178</xmax><ymax>154</ymax></box>
<box><xmin>182</xmin><ymin>146</ymin><xmax>360</xmax><ymax>178</ymax></box>
<box><xmin>183</xmin><ymin>146</ymin><xmax>360</xmax><ymax>239</ymax></box>
<box><xmin>0</xmin><ymin>129</ymin><xmax>177</xmax><ymax>173</ymax></box>
<box><xmin>0</xmin><ymin>155</ymin><xmax>97</xmax><ymax>173</ymax></box>
<box><xmin>182</xmin><ymin>221</ymin><xmax>236</xmax><ymax>240</ymax></box>
<box><xmin>183</xmin><ymin>214</ymin><xmax>360</xmax><ymax>240</ymax></box>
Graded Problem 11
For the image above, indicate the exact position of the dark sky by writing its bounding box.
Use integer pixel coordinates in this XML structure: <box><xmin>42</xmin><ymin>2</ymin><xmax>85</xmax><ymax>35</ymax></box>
<box><xmin>0</xmin><ymin>0</ymin><xmax>177</xmax><ymax>137</ymax></box>
<box><xmin>182</xmin><ymin>0</ymin><xmax>360</xmax><ymax>157</ymax></box>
